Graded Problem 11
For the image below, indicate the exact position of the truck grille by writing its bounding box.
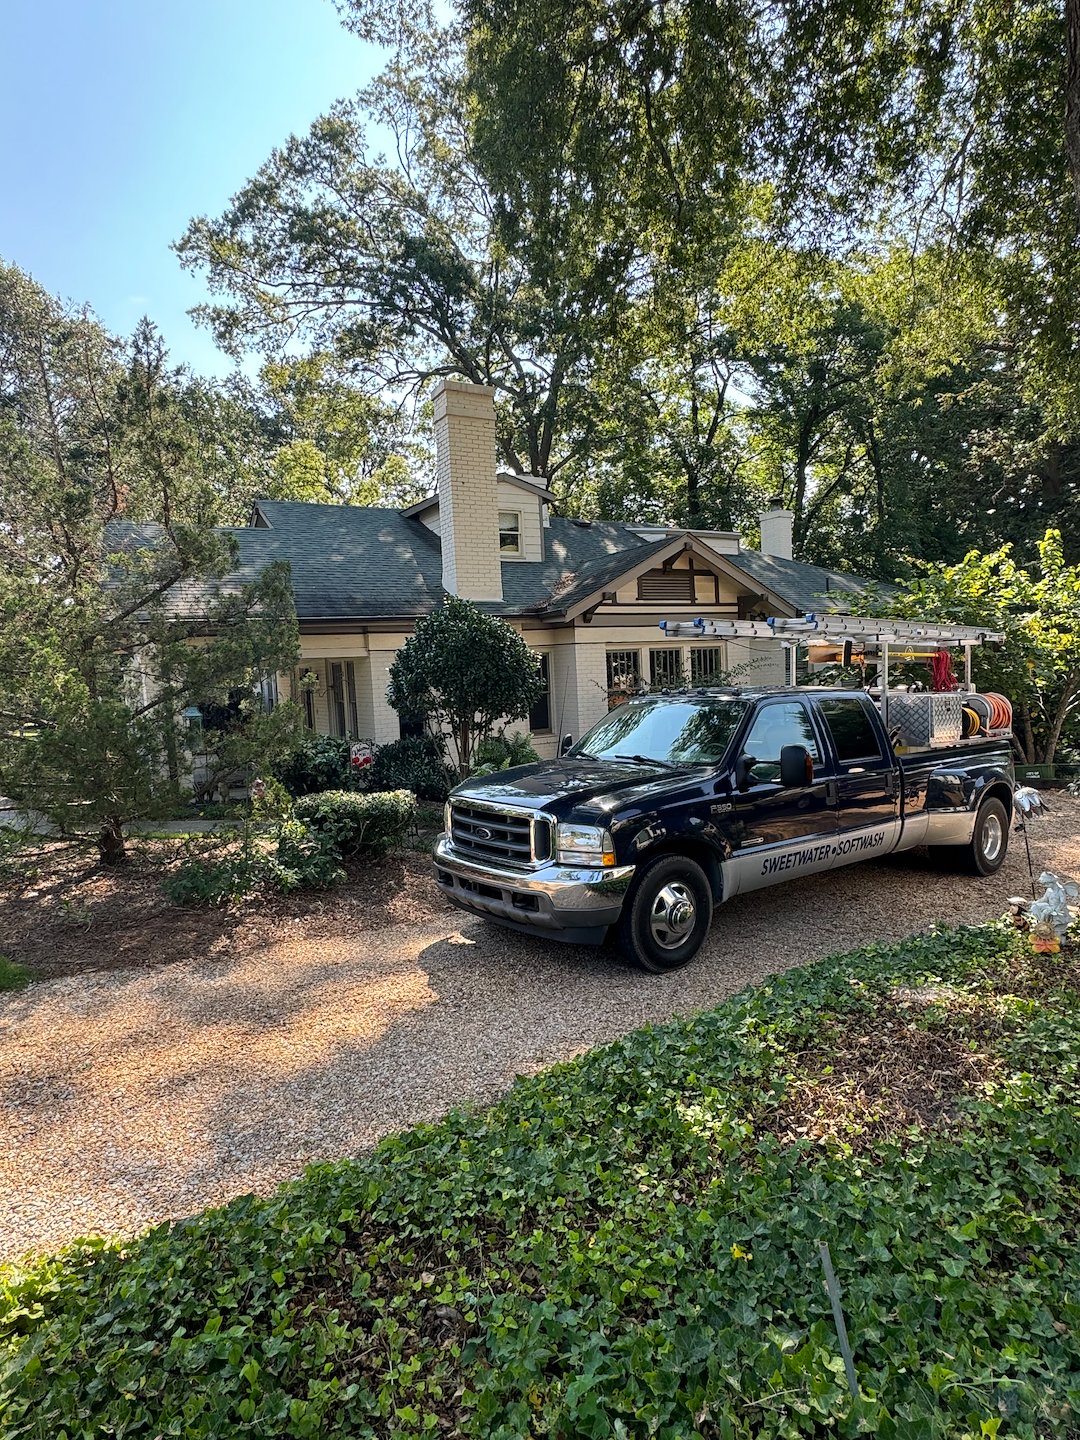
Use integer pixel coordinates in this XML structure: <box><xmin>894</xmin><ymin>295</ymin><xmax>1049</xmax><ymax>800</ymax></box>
<box><xmin>449</xmin><ymin>802</ymin><xmax>551</xmax><ymax>869</ymax></box>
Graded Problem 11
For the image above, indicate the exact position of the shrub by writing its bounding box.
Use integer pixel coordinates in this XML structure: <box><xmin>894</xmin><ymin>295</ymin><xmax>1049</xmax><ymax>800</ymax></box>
<box><xmin>369</xmin><ymin>734</ymin><xmax>454</xmax><ymax>801</ymax></box>
<box><xmin>387</xmin><ymin>596</ymin><xmax>545</xmax><ymax>774</ymax></box>
<box><xmin>293</xmin><ymin>788</ymin><xmax>416</xmax><ymax>858</ymax></box>
<box><xmin>271</xmin><ymin>819</ymin><xmax>345</xmax><ymax>892</ymax></box>
<box><xmin>471</xmin><ymin>730</ymin><xmax>540</xmax><ymax>775</ymax></box>
<box><xmin>162</xmin><ymin>852</ymin><xmax>266</xmax><ymax>906</ymax></box>
<box><xmin>273</xmin><ymin>734</ymin><xmax>367</xmax><ymax>797</ymax></box>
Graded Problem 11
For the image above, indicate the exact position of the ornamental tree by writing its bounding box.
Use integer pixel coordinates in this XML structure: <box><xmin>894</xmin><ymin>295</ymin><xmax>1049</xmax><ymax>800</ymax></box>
<box><xmin>386</xmin><ymin>597</ymin><xmax>544</xmax><ymax>776</ymax></box>
<box><xmin>0</xmin><ymin>265</ymin><xmax>301</xmax><ymax>863</ymax></box>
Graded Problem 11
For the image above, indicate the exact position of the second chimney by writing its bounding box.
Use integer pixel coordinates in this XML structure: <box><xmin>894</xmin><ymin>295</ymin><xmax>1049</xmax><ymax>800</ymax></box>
<box><xmin>433</xmin><ymin>379</ymin><xmax>503</xmax><ymax>603</ymax></box>
<box><xmin>759</xmin><ymin>494</ymin><xmax>795</xmax><ymax>561</ymax></box>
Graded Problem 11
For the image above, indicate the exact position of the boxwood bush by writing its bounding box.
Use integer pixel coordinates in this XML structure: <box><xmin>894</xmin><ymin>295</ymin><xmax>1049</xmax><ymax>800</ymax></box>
<box><xmin>4</xmin><ymin>924</ymin><xmax>1080</xmax><ymax>1438</ymax></box>
<box><xmin>274</xmin><ymin>735</ymin><xmax>367</xmax><ymax>797</ymax></box>
<box><xmin>293</xmin><ymin>787</ymin><xmax>416</xmax><ymax>858</ymax></box>
<box><xmin>369</xmin><ymin>734</ymin><xmax>454</xmax><ymax>801</ymax></box>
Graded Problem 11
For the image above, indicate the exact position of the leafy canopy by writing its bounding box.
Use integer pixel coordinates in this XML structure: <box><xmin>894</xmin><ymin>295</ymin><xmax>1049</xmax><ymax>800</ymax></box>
<box><xmin>0</xmin><ymin>264</ymin><xmax>301</xmax><ymax>862</ymax></box>
<box><xmin>386</xmin><ymin>596</ymin><xmax>544</xmax><ymax>774</ymax></box>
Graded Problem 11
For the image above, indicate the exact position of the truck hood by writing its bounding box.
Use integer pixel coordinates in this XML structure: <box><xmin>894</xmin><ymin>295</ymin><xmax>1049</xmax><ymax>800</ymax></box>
<box><xmin>450</xmin><ymin>757</ymin><xmax>714</xmax><ymax>820</ymax></box>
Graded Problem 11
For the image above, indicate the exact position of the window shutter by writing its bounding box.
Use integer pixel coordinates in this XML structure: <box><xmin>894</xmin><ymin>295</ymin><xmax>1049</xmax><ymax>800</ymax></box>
<box><xmin>637</xmin><ymin>569</ymin><xmax>695</xmax><ymax>601</ymax></box>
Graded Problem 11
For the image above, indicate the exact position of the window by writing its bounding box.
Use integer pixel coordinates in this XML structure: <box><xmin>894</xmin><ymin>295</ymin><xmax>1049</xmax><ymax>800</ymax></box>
<box><xmin>690</xmin><ymin>646</ymin><xmax>726</xmax><ymax>686</ymax></box>
<box><xmin>637</xmin><ymin>568</ymin><xmax>694</xmax><ymax>602</ymax></box>
<box><xmin>303</xmin><ymin>687</ymin><xmax>315</xmax><ymax>730</ymax></box>
<box><xmin>818</xmin><ymin>697</ymin><xmax>882</xmax><ymax>763</ymax></box>
<box><xmin>329</xmin><ymin>663</ymin><xmax>347</xmax><ymax>738</ymax></box>
<box><xmin>742</xmin><ymin>702</ymin><xmax>820</xmax><ymax>784</ymax></box>
<box><xmin>498</xmin><ymin>511</ymin><xmax>522</xmax><ymax>554</ymax></box>
<box><xmin>259</xmin><ymin>673</ymin><xmax>279</xmax><ymax>712</ymax></box>
<box><xmin>529</xmin><ymin>652</ymin><xmax>551</xmax><ymax>732</ymax></box>
<box><xmin>649</xmin><ymin>647</ymin><xmax>683</xmax><ymax>689</ymax></box>
<box><xmin>345</xmin><ymin>661</ymin><xmax>360</xmax><ymax>738</ymax></box>
<box><xmin>575</xmin><ymin>698</ymin><xmax>747</xmax><ymax>767</ymax></box>
<box><xmin>606</xmin><ymin>649</ymin><xmax>641</xmax><ymax>706</ymax></box>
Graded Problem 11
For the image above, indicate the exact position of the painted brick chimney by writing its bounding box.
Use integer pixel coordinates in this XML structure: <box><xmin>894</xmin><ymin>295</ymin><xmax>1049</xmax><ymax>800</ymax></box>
<box><xmin>433</xmin><ymin>379</ymin><xmax>503</xmax><ymax>602</ymax></box>
<box><xmin>759</xmin><ymin>494</ymin><xmax>795</xmax><ymax>561</ymax></box>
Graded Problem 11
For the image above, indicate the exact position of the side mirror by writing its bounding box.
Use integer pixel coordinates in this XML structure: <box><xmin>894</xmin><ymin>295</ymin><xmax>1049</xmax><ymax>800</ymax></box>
<box><xmin>559</xmin><ymin>733</ymin><xmax>574</xmax><ymax>757</ymax></box>
<box><xmin>779</xmin><ymin>744</ymin><xmax>813</xmax><ymax>788</ymax></box>
<box><xmin>734</xmin><ymin>753</ymin><xmax>756</xmax><ymax>791</ymax></box>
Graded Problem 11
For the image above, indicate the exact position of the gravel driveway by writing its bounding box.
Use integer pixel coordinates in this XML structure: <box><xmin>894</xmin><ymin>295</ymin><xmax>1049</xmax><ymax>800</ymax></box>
<box><xmin>3</xmin><ymin>799</ymin><xmax>1078</xmax><ymax>1263</ymax></box>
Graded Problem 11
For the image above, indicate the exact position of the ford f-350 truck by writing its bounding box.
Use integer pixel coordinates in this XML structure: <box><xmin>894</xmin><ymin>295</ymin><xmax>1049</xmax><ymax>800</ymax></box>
<box><xmin>432</xmin><ymin>687</ymin><xmax>1015</xmax><ymax>972</ymax></box>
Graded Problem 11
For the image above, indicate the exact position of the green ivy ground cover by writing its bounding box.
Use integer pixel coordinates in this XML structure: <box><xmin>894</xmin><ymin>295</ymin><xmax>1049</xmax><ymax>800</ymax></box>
<box><xmin>2</xmin><ymin>924</ymin><xmax>1079</xmax><ymax>1439</ymax></box>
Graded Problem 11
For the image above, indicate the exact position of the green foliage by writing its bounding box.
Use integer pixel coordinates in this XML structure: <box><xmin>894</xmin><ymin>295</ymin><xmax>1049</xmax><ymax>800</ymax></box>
<box><xmin>369</xmin><ymin>735</ymin><xmax>454</xmax><ymax>801</ymax></box>
<box><xmin>867</xmin><ymin>529</ymin><xmax>1080</xmax><ymax>764</ymax></box>
<box><xmin>470</xmin><ymin>730</ymin><xmax>540</xmax><ymax>776</ymax></box>
<box><xmin>293</xmin><ymin>788</ymin><xmax>416</xmax><ymax>858</ymax></box>
<box><xmin>162</xmin><ymin>852</ymin><xmax>266</xmax><ymax>907</ymax></box>
<box><xmin>0</xmin><ymin>266</ymin><xmax>301</xmax><ymax>865</ymax></box>
<box><xmin>5</xmin><ymin>923</ymin><xmax>1080</xmax><ymax>1436</ymax></box>
<box><xmin>271</xmin><ymin>820</ymin><xmax>346</xmax><ymax>893</ymax></box>
<box><xmin>273</xmin><ymin>734</ymin><xmax>368</xmax><ymax>798</ymax></box>
<box><xmin>387</xmin><ymin>599</ymin><xmax>544</xmax><ymax>775</ymax></box>
<box><xmin>0</xmin><ymin>956</ymin><xmax>30</xmax><ymax>992</ymax></box>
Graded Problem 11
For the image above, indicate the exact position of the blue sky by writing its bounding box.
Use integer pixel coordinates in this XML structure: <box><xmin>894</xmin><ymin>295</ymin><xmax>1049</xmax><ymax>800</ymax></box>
<box><xmin>1</xmin><ymin>0</ymin><xmax>381</xmax><ymax>376</ymax></box>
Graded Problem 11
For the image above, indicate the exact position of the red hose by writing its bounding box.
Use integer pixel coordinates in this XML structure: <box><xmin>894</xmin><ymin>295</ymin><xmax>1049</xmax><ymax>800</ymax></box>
<box><xmin>930</xmin><ymin>649</ymin><xmax>958</xmax><ymax>691</ymax></box>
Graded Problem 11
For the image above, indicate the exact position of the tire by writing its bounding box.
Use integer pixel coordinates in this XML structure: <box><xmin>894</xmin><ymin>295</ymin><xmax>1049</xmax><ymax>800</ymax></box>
<box><xmin>615</xmin><ymin>854</ymin><xmax>714</xmax><ymax>974</ymax></box>
<box><xmin>929</xmin><ymin>796</ymin><xmax>1010</xmax><ymax>877</ymax></box>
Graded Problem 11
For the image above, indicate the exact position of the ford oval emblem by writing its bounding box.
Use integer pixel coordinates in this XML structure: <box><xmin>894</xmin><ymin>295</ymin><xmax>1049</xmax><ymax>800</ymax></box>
<box><xmin>475</xmin><ymin>826</ymin><xmax>492</xmax><ymax>840</ymax></box>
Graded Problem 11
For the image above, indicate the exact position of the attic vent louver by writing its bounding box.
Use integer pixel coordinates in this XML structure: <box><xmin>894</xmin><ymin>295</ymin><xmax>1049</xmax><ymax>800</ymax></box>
<box><xmin>638</xmin><ymin>569</ymin><xmax>694</xmax><ymax>602</ymax></box>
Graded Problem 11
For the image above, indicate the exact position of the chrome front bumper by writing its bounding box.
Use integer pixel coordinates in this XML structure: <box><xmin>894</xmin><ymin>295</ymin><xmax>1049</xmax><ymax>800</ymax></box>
<box><xmin>432</xmin><ymin>835</ymin><xmax>635</xmax><ymax>944</ymax></box>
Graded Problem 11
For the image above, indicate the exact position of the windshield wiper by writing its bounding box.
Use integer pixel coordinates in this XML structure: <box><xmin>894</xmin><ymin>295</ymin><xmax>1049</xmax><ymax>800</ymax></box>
<box><xmin>610</xmin><ymin>752</ymin><xmax>678</xmax><ymax>768</ymax></box>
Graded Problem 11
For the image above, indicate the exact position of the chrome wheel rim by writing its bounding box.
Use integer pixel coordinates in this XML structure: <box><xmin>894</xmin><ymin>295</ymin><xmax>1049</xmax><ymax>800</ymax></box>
<box><xmin>982</xmin><ymin>811</ymin><xmax>1004</xmax><ymax>863</ymax></box>
<box><xmin>649</xmin><ymin>881</ymin><xmax>697</xmax><ymax>949</ymax></box>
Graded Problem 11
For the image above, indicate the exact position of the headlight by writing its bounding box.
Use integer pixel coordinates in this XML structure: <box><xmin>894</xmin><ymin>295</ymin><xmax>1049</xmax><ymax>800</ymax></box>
<box><xmin>557</xmin><ymin>822</ymin><xmax>616</xmax><ymax>867</ymax></box>
<box><xmin>443</xmin><ymin>801</ymin><xmax>452</xmax><ymax>836</ymax></box>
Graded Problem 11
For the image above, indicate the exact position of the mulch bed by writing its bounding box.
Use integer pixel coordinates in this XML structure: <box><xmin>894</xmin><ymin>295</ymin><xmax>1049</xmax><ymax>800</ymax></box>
<box><xmin>0</xmin><ymin>837</ymin><xmax>454</xmax><ymax>982</ymax></box>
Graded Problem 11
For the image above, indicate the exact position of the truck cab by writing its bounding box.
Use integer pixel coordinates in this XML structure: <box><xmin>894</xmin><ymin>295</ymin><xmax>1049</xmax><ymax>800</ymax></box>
<box><xmin>433</xmin><ymin>687</ymin><xmax>1014</xmax><ymax>973</ymax></box>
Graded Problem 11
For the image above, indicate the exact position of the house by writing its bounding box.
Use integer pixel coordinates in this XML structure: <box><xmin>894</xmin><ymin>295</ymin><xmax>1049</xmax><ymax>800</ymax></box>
<box><xmin>126</xmin><ymin>380</ymin><xmax>883</xmax><ymax>758</ymax></box>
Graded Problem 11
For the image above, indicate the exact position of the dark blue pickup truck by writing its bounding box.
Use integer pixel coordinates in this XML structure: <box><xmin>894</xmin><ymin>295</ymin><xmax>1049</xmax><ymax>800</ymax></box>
<box><xmin>433</xmin><ymin>688</ymin><xmax>1015</xmax><ymax>972</ymax></box>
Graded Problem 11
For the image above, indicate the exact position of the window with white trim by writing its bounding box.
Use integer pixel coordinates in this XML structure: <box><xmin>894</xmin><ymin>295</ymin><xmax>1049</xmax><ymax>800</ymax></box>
<box><xmin>498</xmin><ymin>511</ymin><xmax>522</xmax><ymax>554</ymax></box>
<box><xmin>606</xmin><ymin>649</ymin><xmax>641</xmax><ymax>706</ymax></box>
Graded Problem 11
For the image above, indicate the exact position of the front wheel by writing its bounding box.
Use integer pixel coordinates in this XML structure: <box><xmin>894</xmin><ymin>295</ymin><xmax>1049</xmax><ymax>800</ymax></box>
<box><xmin>615</xmin><ymin>854</ymin><xmax>714</xmax><ymax>973</ymax></box>
<box><xmin>929</xmin><ymin>796</ymin><xmax>1010</xmax><ymax>876</ymax></box>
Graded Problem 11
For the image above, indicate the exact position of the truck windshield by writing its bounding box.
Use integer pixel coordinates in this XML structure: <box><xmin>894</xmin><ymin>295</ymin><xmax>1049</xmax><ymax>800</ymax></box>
<box><xmin>573</xmin><ymin>698</ymin><xmax>748</xmax><ymax>767</ymax></box>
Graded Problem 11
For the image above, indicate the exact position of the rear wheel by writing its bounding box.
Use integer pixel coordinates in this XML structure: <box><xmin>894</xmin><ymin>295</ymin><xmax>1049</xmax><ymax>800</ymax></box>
<box><xmin>928</xmin><ymin>796</ymin><xmax>1010</xmax><ymax>876</ymax></box>
<box><xmin>615</xmin><ymin>854</ymin><xmax>714</xmax><ymax>973</ymax></box>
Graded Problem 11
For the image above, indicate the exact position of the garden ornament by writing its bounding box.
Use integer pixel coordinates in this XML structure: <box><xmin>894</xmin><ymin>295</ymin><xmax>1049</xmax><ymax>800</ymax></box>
<box><xmin>1012</xmin><ymin>785</ymin><xmax>1050</xmax><ymax>895</ymax></box>
<box><xmin>1027</xmin><ymin>871</ymin><xmax>1079</xmax><ymax>941</ymax></box>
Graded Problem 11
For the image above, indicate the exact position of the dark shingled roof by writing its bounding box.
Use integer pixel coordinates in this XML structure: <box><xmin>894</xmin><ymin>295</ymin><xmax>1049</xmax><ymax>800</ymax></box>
<box><xmin>107</xmin><ymin>501</ymin><xmax>883</xmax><ymax>622</ymax></box>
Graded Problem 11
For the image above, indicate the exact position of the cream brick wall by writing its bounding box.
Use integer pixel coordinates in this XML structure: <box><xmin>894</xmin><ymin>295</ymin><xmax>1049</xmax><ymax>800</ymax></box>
<box><xmin>434</xmin><ymin>379</ymin><xmax>503</xmax><ymax>602</ymax></box>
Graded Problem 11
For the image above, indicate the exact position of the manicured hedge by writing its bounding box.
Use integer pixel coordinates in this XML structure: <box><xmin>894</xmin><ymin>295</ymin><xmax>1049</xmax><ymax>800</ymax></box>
<box><xmin>3</xmin><ymin>924</ymin><xmax>1080</xmax><ymax>1438</ymax></box>
<box><xmin>294</xmin><ymin>787</ymin><xmax>416</xmax><ymax>857</ymax></box>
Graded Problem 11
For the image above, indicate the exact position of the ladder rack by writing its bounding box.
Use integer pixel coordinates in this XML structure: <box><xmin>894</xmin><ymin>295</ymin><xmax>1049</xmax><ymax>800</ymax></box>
<box><xmin>658</xmin><ymin>611</ymin><xmax>1007</xmax><ymax>736</ymax></box>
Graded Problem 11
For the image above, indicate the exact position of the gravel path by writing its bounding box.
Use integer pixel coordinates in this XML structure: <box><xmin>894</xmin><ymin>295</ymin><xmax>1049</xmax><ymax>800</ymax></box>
<box><xmin>3</xmin><ymin>799</ymin><xmax>1078</xmax><ymax>1263</ymax></box>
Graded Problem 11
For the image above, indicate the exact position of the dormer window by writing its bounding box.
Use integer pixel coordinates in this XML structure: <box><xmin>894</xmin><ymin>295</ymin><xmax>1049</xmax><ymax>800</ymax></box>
<box><xmin>498</xmin><ymin>511</ymin><xmax>522</xmax><ymax>555</ymax></box>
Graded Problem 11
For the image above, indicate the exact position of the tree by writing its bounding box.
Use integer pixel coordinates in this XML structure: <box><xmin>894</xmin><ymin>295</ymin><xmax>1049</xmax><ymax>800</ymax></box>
<box><xmin>0</xmin><ymin>264</ymin><xmax>301</xmax><ymax>862</ymax></box>
<box><xmin>386</xmin><ymin>597</ymin><xmax>544</xmax><ymax>774</ymax></box>
<box><xmin>176</xmin><ymin>18</ymin><xmax>639</xmax><ymax>488</ymax></box>
<box><xmin>876</xmin><ymin>531</ymin><xmax>1080</xmax><ymax>765</ymax></box>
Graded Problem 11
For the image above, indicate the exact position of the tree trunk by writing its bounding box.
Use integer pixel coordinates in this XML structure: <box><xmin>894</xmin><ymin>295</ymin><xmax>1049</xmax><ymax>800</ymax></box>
<box><xmin>1067</xmin><ymin>0</ymin><xmax>1080</xmax><ymax>224</ymax></box>
<box><xmin>1018</xmin><ymin>703</ymin><xmax>1037</xmax><ymax>764</ymax></box>
<box><xmin>97</xmin><ymin>816</ymin><xmax>127</xmax><ymax>865</ymax></box>
<box><xmin>1039</xmin><ymin>674</ymin><xmax>1080</xmax><ymax>763</ymax></box>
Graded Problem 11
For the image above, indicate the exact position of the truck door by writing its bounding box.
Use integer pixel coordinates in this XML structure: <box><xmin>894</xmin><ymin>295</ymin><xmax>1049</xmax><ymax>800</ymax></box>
<box><xmin>815</xmin><ymin>696</ymin><xmax>901</xmax><ymax>857</ymax></box>
<box><xmin>727</xmin><ymin>698</ymin><xmax>839</xmax><ymax>895</ymax></box>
